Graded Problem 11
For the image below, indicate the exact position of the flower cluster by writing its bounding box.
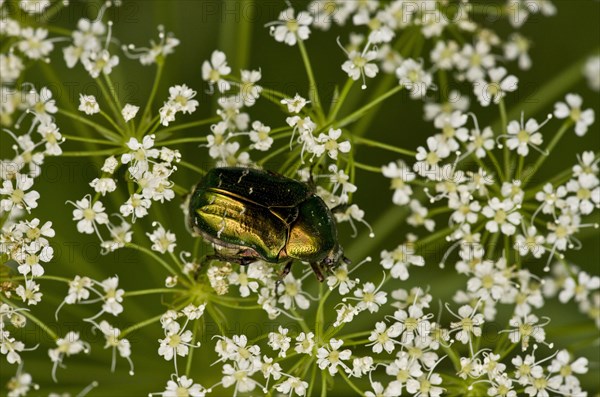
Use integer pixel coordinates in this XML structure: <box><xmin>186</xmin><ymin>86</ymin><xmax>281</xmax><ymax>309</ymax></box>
<box><xmin>2</xmin><ymin>0</ymin><xmax>598</xmax><ymax>396</ymax></box>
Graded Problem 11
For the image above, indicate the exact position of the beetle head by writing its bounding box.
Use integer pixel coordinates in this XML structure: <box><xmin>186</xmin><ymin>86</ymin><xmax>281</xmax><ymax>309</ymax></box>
<box><xmin>322</xmin><ymin>244</ymin><xmax>348</xmax><ymax>269</ymax></box>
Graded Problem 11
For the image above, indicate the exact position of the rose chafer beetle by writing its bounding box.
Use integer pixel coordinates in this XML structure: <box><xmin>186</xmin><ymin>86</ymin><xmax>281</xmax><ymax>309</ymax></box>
<box><xmin>188</xmin><ymin>167</ymin><xmax>349</xmax><ymax>281</ymax></box>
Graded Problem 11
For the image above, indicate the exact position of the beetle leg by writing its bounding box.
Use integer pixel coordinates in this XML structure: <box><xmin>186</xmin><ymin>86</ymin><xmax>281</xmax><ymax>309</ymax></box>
<box><xmin>330</xmin><ymin>203</ymin><xmax>349</xmax><ymax>214</ymax></box>
<box><xmin>275</xmin><ymin>260</ymin><xmax>294</xmax><ymax>298</ymax></box>
<box><xmin>309</xmin><ymin>262</ymin><xmax>325</xmax><ymax>282</ymax></box>
<box><xmin>205</xmin><ymin>253</ymin><xmax>255</xmax><ymax>267</ymax></box>
<box><xmin>280</xmin><ymin>260</ymin><xmax>293</xmax><ymax>279</ymax></box>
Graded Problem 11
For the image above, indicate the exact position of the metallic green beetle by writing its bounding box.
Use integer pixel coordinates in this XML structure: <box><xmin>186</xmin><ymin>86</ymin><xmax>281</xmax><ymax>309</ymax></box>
<box><xmin>188</xmin><ymin>167</ymin><xmax>348</xmax><ymax>281</ymax></box>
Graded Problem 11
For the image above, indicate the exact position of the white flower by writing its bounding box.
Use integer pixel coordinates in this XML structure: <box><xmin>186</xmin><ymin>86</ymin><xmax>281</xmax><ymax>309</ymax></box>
<box><xmin>380</xmin><ymin>241</ymin><xmax>424</xmax><ymax>280</ymax></box>
<box><xmin>70</xmin><ymin>196</ymin><xmax>109</xmax><ymax>234</ymax></box>
<box><xmin>120</xmin><ymin>193</ymin><xmax>151</xmax><ymax>221</ymax></box>
<box><xmin>48</xmin><ymin>331</ymin><xmax>89</xmax><ymax>381</ymax></box>
<box><xmin>98</xmin><ymin>321</ymin><xmax>133</xmax><ymax>373</ymax></box>
<box><xmin>368</xmin><ymin>321</ymin><xmax>401</xmax><ymax>353</ymax></box>
<box><xmin>89</xmin><ymin>178</ymin><xmax>117</xmax><ymax>196</ymax></box>
<box><xmin>268</xmin><ymin>7</ymin><xmax>313</xmax><ymax>46</ymax></box>
<box><xmin>239</xmin><ymin>69</ymin><xmax>263</xmax><ymax>106</ymax></box>
<box><xmin>553</xmin><ymin>93</ymin><xmax>595</xmax><ymax>136</ymax></box>
<box><xmin>217</xmin><ymin>95</ymin><xmax>250</xmax><ymax>131</ymax></box>
<box><xmin>121</xmin><ymin>104</ymin><xmax>139</xmax><ymax>122</ymax></box>
<box><xmin>18</xmin><ymin>27</ymin><xmax>53</xmax><ymax>59</ymax></box>
<box><xmin>407</xmin><ymin>199</ymin><xmax>435</xmax><ymax>232</ymax></box>
<box><xmin>15</xmin><ymin>280</ymin><xmax>42</xmax><ymax>305</ymax></box>
<box><xmin>385</xmin><ymin>352</ymin><xmax>424</xmax><ymax>394</ymax></box>
<box><xmin>159</xmin><ymin>101</ymin><xmax>179</xmax><ymax>126</ymax></box>
<box><xmin>221</xmin><ymin>360</ymin><xmax>258</xmax><ymax>394</ymax></box>
<box><xmin>64</xmin><ymin>276</ymin><xmax>92</xmax><ymax>304</ymax></box>
<box><xmin>341</xmin><ymin>43</ymin><xmax>379</xmax><ymax>89</ymax></box>
<box><xmin>5</xmin><ymin>371</ymin><xmax>35</xmax><ymax>397</ymax></box>
<box><xmin>121</xmin><ymin>134</ymin><xmax>159</xmax><ymax>179</ymax></box>
<box><xmin>406</xmin><ymin>373</ymin><xmax>444</xmax><ymax>397</ymax></box>
<box><xmin>168</xmin><ymin>84</ymin><xmax>199</xmax><ymax>114</ymax></box>
<box><xmin>82</xmin><ymin>49</ymin><xmax>119</xmax><ymax>78</ymax></box>
<box><xmin>0</xmin><ymin>53</ymin><xmax>24</xmax><ymax>84</ymax></box>
<box><xmin>548</xmin><ymin>349</ymin><xmax>588</xmax><ymax>386</ymax></box>
<box><xmin>249</xmin><ymin>121</ymin><xmax>273</xmax><ymax>151</ymax></box>
<box><xmin>0</xmin><ymin>173</ymin><xmax>40</xmax><ymax>212</ymax></box>
<box><xmin>559</xmin><ymin>271</ymin><xmax>600</xmax><ymax>304</ymax></box>
<box><xmin>24</xmin><ymin>86</ymin><xmax>57</xmax><ymax>124</ymax></box>
<box><xmin>201</xmin><ymin>50</ymin><xmax>231</xmax><ymax>93</ymax></box>
<box><xmin>504</xmin><ymin>33</ymin><xmax>531</xmax><ymax>70</ymax></box>
<box><xmin>382</xmin><ymin>160</ymin><xmax>415</xmax><ymax>205</ymax></box>
<box><xmin>275</xmin><ymin>376</ymin><xmax>308</xmax><ymax>396</ymax></box>
<box><xmin>147</xmin><ymin>222</ymin><xmax>176</xmax><ymax>254</ymax></box>
<box><xmin>281</xmin><ymin>94</ymin><xmax>309</xmax><ymax>113</ymax></box>
<box><xmin>19</xmin><ymin>0</ymin><xmax>50</xmax><ymax>13</ymax></box>
<box><xmin>507</xmin><ymin>314</ymin><xmax>548</xmax><ymax>351</ymax></box>
<box><xmin>37</xmin><ymin>122</ymin><xmax>64</xmax><ymax>155</ymax></box>
<box><xmin>101</xmin><ymin>276</ymin><xmax>124</xmax><ymax>316</ymax></box>
<box><xmin>163</xmin><ymin>376</ymin><xmax>204</xmax><ymax>397</ymax></box>
<box><xmin>353</xmin><ymin>10</ymin><xmax>394</xmax><ymax>44</ymax></box>
<box><xmin>317</xmin><ymin>128</ymin><xmax>351</xmax><ymax>160</ymax></box>
<box><xmin>481</xmin><ymin>198</ymin><xmax>521</xmax><ymax>235</ymax></box>
<box><xmin>277</xmin><ymin>274</ymin><xmax>310</xmax><ymax>310</ymax></box>
<box><xmin>474</xmin><ymin>67</ymin><xmax>519</xmax><ymax>107</ymax></box>
<box><xmin>316</xmin><ymin>338</ymin><xmax>352</xmax><ymax>375</ymax></box>
<box><xmin>449</xmin><ymin>304</ymin><xmax>484</xmax><ymax>344</ymax></box>
<box><xmin>354</xmin><ymin>281</ymin><xmax>388</xmax><ymax>313</ymax></box>
<box><xmin>326</xmin><ymin>263</ymin><xmax>358</xmax><ymax>295</ymax></box>
<box><xmin>228</xmin><ymin>268</ymin><xmax>260</xmax><ymax>297</ymax></box>
<box><xmin>78</xmin><ymin>94</ymin><xmax>100</xmax><ymax>115</ymax></box>
<box><xmin>515</xmin><ymin>226</ymin><xmax>546</xmax><ymax>258</ymax></box>
<box><xmin>101</xmin><ymin>156</ymin><xmax>119</xmax><ymax>174</ymax></box>
<box><xmin>565</xmin><ymin>178</ymin><xmax>599</xmax><ymax>215</ymax></box>
<box><xmin>504</xmin><ymin>115</ymin><xmax>547</xmax><ymax>156</ymax></box>
<box><xmin>128</xmin><ymin>27</ymin><xmax>180</xmax><ymax>66</ymax></box>
<box><xmin>268</xmin><ymin>326</ymin><xmax>291</xmax><ymax>357</ymax></box>
<box><xmin>158</xmin><ymin>328</ymin><xmax>194</xmax><ymax>361</ymax></box>
<box><xmin>584</xmin><ymin>55</ymin><xmax>600</xmax><ymax>91</ymax></box>
<box><xmin>396</xmin><ymin>58</ymin><xmax>432</xmax><ymax>98</ymax></box>
<box><xmin>454</xmin><ymin>41</ymin><xmax>495</xmax><ymax>82</ymax></box>
<box><xmin>430</xmin><ymin>40</ymin><xmax>459</xmax><ymax>70</ymax></box>
<box><xmin>294</xmin><ymin>332</ymin><xmax>315</xmax><ymax>355</ymax></box>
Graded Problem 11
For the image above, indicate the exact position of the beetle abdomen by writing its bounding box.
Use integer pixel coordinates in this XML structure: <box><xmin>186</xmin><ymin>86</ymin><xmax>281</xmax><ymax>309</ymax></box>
<box><xmin>192</xmin><ymin>190</ymin><xmax>287</xmax><ymax>262</ymax></box>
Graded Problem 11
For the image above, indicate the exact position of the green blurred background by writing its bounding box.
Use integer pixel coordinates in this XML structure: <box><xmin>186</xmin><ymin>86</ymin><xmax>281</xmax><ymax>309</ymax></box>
<box><xmin>2</xmin><ymin>0</ymin><xmax>599</xmax><ymax>395</ymax></box>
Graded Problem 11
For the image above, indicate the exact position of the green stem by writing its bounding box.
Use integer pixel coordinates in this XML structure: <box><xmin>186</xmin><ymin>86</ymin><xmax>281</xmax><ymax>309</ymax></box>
<box><xmin>335</xmin><ymin>85</ymin><xmax>404</xmax><ymax>130</ymax></box>
<box><xmin>61</xmin><ymin>149</ymin><xmax>120</xmax><ymax>157</ymax></box>
<box><xmin>58</xmin><ymin>109</ymin><xmax>121</xmax><ymax>142</ymax></box>
<box><xmin>125</xmin><ymin>243</ymin><xmax>181</xmax><ymax>277</ymax></box>
<box><xmin>103</xmin><ymin>74</ymin><xmax>125</xmax><ymax>125</ymax></box>
<box><xmin>124</xmin><ymin>288</ymin><xmax>185</xmax><ymax>297</ymax></box>
<box><xmin>499</xmin><ymin>99</ymin><xmax>510</xmax><ymax>181</ymax></box>
<box><xmin>297</xmin><ymin>39</ymin><xmax>325</xmax><ymax>123</ymax></box>
<box><xmin>156</xmin><ymin>137</ymin><xmax>208</xmax><ymax>145</ymax></box>
<box><xmin>353</xmin><ymin>161</ymin><xmax>381</xmax><ymax>173</ymax></box>
<box><xmin>353</xmin><ymin>136</ymin><xmax>416</xmax><ymax>157</ymax></box>
<box><xmin>179</xmin><ymin>160</ymin><xmax>206</xmax><ymax>175</ymax></box>
<box><xmin>185</xmin><ymin>320</ymin><xmax>200</xmax><ymax>377</ymax></box>
<box><xmin>120</xmin><ymin>312</ymin><xmax>164</xmax><ymax>338</ymax></box>
<box><xmin>328</xmin><ymin>78</ymin><xmax>354</xmax><ymax>123</ymax></box>
<box><xmin>154</xmin><ymin>117</ymin><xmax>220</xmax><ymax>138</ymax></box>
<box><xmin>339</xmin><ymin>371</ymin><xmax>365</xmax><ymax>396</ymax></box>
<box><xmin>1</xmin><ymin>297</ymin><xmax>58</xmax><ymax>340</ymax></box>
<box><xmin>524</xmin><ymin>119</ymin><xmax>573</xmax><ymax>187</ymax></box>
<box><xmin>140</xmin><ymin>61</ymin><xmax>165</xmax><ymax>133</ymax></box>
<box><xmin>62</xmin><ymin>134</ymin><xmax>120</xmax><ymax>145</ymax></box>
<box><xmin>95</xmin><ymin>76</ymin><xmax>122</xmax><ymax>123</ymax></box>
